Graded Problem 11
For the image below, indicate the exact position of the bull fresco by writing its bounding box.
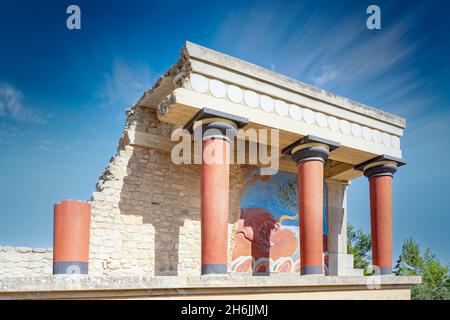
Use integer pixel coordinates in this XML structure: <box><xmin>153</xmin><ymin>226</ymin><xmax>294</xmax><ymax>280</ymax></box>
<box><xmin>231</xmin><ymin>165</ymin><xmax>328</xmax><ymax>274</ymax></box>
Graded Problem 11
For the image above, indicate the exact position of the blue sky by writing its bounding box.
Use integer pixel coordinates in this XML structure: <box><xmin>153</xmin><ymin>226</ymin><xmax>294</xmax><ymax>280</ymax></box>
<box><xmin>0</xmin><ymin>0</ymin><xmax>449</xmax><ymax>263</ymax></box>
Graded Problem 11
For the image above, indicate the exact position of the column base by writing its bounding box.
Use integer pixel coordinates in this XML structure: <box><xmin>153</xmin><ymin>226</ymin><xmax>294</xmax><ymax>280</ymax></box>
<box><xmin>374</xmin><ymin>266</ymin><xmax>393</xmax><ymax>275</ymax></box>
<box><xmin>201</xmin><ymin>264</ymin><xmax>227</xmax><ymax>275</ymax></box>
<box><xmin>53</xmin><ymin>261</ymin><xmax>88</xmax><ymax>275</ymax></box>
<box><xmin>301</xmin><ymin>265</ymin><xmax>323</xmax><ymax>275</ymax></box>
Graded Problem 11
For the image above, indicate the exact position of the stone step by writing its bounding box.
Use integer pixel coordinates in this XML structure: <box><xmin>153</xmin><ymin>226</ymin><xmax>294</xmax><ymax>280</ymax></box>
<box><xmin>328</xmin><ymin>253</ymin><xmax>365</xmax><ymax>276</ymax></box>
<box><xmin>347</xmin><ymin>268</ymin><xmax>365</xmax><ymax>277</ymax></box>
<box><xmin>345</xmin><ymin>254</ymin><xmax>354</xmax><ymax>269</ymax></box>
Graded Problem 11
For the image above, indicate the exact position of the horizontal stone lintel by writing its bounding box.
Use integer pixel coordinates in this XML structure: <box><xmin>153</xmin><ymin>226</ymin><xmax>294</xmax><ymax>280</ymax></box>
<box><xmin>122</xmin><ymin>129</ymin><xmax>362</xmax><ymax>180</ymax></box>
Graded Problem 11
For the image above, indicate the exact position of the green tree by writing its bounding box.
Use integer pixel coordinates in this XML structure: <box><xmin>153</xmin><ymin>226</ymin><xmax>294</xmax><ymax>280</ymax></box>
<box><xmin>395</xmin><ymin>238</ymin><xmax>450</xmax><ymax>300</ymax></box>
<box><xmin>347</xmin><ymin>224</ymin><xmax>372</xmax><ymax>275</ymax></box>
<box><xmin>395</xmin><ymin>238</ymin><xmax>422</xmax><ymax>276</ymax></box>
<box><xmin>344</xmin><ymin>227</ymin><xmax>450</xmax><ymax>300</ymax></box>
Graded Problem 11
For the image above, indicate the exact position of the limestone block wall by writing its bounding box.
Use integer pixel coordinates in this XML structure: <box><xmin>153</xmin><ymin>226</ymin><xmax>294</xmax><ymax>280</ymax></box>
<box><xmin>88</xmin><ymin>105</ymin><xmax>245</xmax><ymax>276</ymax></box>
<box><xmin>0</xmin><ymin>247</ymin><xmax>52</xmax><ymax>277</ymax></box>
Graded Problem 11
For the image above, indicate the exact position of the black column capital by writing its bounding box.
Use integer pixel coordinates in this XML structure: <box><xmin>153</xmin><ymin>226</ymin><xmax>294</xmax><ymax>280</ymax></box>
<box><xmin>282</xmin><ymin>135</ymin><xmax>340</xmax><ymax>164</ymax></box>
<box><xmin>355</xmin><ymin>154</ymin><xmax>406</xmax><ymax>178</ymax></box>
<box><xmin>183</xmin><ymin>108</ymin><xmax>248</xmax><ymax>142</ymax></box>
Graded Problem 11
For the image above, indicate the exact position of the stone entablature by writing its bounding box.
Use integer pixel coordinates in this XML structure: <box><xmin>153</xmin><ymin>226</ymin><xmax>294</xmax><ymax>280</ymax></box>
<box><xmin>137</xmin><ymin>42</ymin><xmax>405</xmax><ymax>183</ymax></box>
<box><xmin>185</xmin><ymin>73</ymin><xmax>401</xmax><ymax>150</ymax></box>
<box><xmin>183</xmin><ymin>42</ymin><xmax>405</xmax><ymax>130</ymax></box>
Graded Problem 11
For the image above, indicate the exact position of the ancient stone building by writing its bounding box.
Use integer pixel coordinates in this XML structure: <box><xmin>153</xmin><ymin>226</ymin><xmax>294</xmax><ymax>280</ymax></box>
<box><xmin>0</xmin><ymin>42</ymin><xmax>420</xmax><ymax>299</ymax></box>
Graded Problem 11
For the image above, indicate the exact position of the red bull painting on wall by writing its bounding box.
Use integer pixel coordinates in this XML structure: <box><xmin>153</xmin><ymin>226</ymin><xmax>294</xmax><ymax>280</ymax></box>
<box><xmin>231</xmin><ymin>165</ymin><xmax>328</xmax><ymax>274</ymax></box>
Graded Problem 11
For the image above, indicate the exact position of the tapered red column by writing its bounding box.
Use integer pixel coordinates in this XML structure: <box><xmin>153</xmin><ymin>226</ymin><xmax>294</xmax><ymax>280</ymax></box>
<box><xmin>356</xmin><ymin>155</ymin><xmax>405</xmax><ymax>276</ymax></box>
<box><xmin>369</xmin><ymin>174</ymin><xmax>393</xmax><ymax>274</ymax></box>
<box><xmin>298</xmin><ymin>158</ymin><xmax>325</xmax><ymax>275</ymax></box>
<box><xmin>200</xmin><ymin>120</ymin><xmax>237</xmax><ymax>274</ymax></box>
<box><xmin>185</xmin><ymin>108</ymin><xmax>248</xmax><ymax>275</ymax></box>
<box><xmin>283</xmin><ymin>135</ymin><xmax>340</xmax><ymax>275</ymax></box>
<box><xmin>53</xmin><ymin>200</ymin><xmax>91</xmax><ymax>275</ymax></box>
<box><xmin>365</xmin><ymin>162</ymin><xmax>398</xmax><ymax>275</ymax></box>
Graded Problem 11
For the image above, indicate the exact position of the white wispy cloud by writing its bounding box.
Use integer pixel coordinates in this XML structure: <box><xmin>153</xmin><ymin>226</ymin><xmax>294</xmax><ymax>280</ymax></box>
<box><xmin>311</xmin><ymin>65</ymin><xmax>338</xmax><ymax>85</ymax></box>
<box><xmin>34</xmin><ymin>138</ymin><xmax>70</xmax><ymax>153</ymax></box>
<box><xmin>212</xmin><ymin>0</ymin><xmax>305</xmax><ymax>64</ymax></box>
<box><xmin>0</xmin><ymin>83</ymin><xmax>49</xmax><ymax>124</ymax></box>
<box><xmin>97</xmin><ymin>60</ymin><xmax>154</xmax><ymax>110</ymax></box>
<box><xmin>267</xmin><ymin>61</ymin><xmax>277</xmax><ymax>72</ymax></box>
<box><xmin>212</xmin><ymin>1</ymin><xmax>435</xmax><ymax>118</ymax></box>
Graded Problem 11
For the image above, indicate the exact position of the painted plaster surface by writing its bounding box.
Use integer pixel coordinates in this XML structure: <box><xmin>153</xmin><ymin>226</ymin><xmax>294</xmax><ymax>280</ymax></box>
<box><xmin>230</xmin><ymin>167</ymin><xmax>328</xmax><ymax>274</ymax></box>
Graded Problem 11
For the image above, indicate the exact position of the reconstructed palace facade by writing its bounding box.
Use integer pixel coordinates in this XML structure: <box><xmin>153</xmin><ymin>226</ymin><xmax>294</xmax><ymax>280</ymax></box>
<box><xmin>0</xmin><ymin>42</ymin><xmax>420</xmax><ymax>299</ymax></box>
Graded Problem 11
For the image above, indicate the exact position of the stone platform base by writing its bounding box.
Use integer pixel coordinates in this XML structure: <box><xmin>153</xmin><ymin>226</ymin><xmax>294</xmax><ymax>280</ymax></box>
<box><xmin>0</xmin><ymin>274</ymin><xmax>421</xmax><ymax>300</ymax></box>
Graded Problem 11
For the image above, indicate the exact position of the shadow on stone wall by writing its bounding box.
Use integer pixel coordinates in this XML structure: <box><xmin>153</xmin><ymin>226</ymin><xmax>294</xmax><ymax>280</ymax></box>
<box><xmin>117</xmin><ymin>145</ymin><xmax>244</xmax><ymax>276</ymax></box>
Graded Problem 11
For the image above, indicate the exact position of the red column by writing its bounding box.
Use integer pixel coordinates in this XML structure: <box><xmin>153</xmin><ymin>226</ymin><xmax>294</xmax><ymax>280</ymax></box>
<box><xmin>53</xmin><ymin>200</ymin><xmax>91</xmax><ymax>274</ymax></box>
<box><xmin>356</xmin><ymin>155</ymin><xmax>404</xmax><ymax>276</ymax></box>
<box><xmin>298</xmin><ymin>160</ymin><xmax>325</xmax><ymax>275</ymax></box>
<box><xmin>186</xmin><ymin>109</ymin><xmax>246</xmax><ymax>275</ymax></box>
<box><xmin>369</xmin><ymin>175</ymin><xmax>393</xmax><ymax>275</ymax></box>
<box><xmin>201</xmin><ymin>135</ymin><xmax>231</xmax><ymax>274</ymax></box>
<box><xmin>284</xmin><ymin>137</ymin><xmax>339</xmax><ymax>275</ymax></box>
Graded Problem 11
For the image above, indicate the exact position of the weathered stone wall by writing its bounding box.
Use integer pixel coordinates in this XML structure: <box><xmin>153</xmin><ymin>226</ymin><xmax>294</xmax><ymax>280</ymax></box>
<box><xmin>88</xmin><ymin>105</ymin><xmax>245</xmax><ymax>276</ymax></box>
<box><xmin>0</xmin><ymin>247</ymin><xmax>52</xmax><ymax>277</ymax></box>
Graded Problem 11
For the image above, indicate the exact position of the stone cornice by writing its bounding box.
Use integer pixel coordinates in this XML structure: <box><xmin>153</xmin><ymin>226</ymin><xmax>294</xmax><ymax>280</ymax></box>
<box><xmin>182</xmin><ymin>72</ymin><xmax>402</xmax><ymax>150</ymax></box>
<box><xmin>184</xmin><ymin>41</ymin><xmax>406</xmax><ymax>129</ymax></box>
